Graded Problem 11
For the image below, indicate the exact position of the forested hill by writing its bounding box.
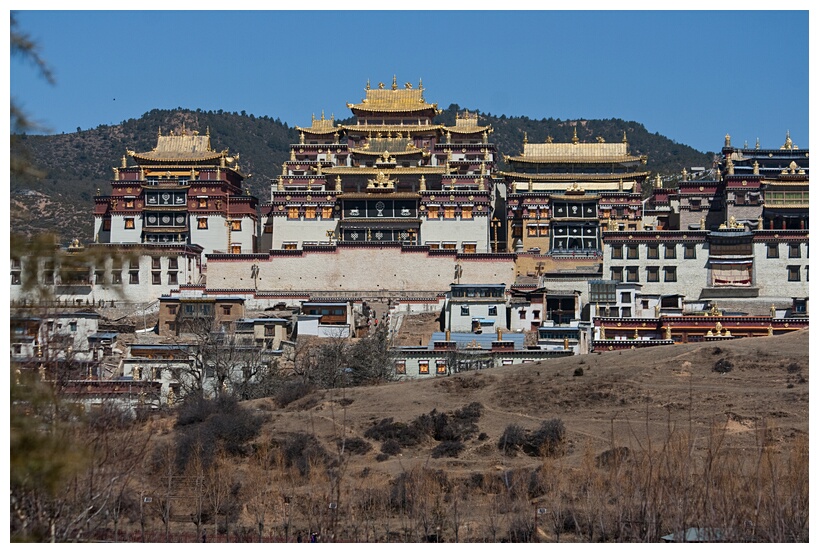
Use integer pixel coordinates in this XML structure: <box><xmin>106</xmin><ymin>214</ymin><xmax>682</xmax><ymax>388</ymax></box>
<box><xmin>10</xmin><ymin>106</ymin><xmax>713</xmax><ymax>242</ymax></box>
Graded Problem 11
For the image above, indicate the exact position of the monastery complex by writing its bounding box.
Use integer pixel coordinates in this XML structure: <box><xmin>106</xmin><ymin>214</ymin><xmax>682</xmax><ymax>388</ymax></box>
<box><xmin>11</xmin><ymin>77</ymin><xmax>809</xmax><ymax>404</ymax></box>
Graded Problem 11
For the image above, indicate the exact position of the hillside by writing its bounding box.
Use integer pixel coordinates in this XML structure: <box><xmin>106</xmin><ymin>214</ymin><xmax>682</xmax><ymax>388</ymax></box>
<box><xmin>86</xmin><ymin>329</ymin><xmax>808</xmax><ymax>542</ymax></box>
<box><xmin>10</xmin><ymin>107</ymin><xmax>713</xmax><ymax>243</ymax></box>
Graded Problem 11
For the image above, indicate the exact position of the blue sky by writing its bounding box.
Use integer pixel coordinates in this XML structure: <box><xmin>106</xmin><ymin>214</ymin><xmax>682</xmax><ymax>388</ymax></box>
<box><xmin>10</xmin><ymin>8</ymin><xmax>810</xmax><ymax>153</ymax></box>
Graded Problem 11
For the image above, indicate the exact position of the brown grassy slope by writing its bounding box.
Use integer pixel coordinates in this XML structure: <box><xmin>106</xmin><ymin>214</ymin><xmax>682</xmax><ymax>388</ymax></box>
<box><xmin>250</xmin><ymin>329</ymin><xmax>808</xmax><ymax>478</ymax></box>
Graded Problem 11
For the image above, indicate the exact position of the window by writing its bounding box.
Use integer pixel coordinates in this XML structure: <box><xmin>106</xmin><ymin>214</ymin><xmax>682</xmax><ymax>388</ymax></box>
<box><xmin>789</xmin><ymin>244</ymin><xmax>801</xmax><ymax>258</ymax></box>
<box><xmin>124</xmin><ymin>218</ymin><xmax>135</xmax><ymax>229</ymax></box>
<box><xmin>436</xmin><ymin>360</ymin><xmax>447</xmax><ymax>374</ymax></box>
<box><xmin>621</xmin><ymin>307</ymin><xmax>632</xmax><ymax>318</ymax></box>
<box><xmin>664</xmin><ymin>266</ymin><xmax>677</xmax><ymax>282</ymax></box>
<box><xmin>626</xmin><ymin>266</ymin><xmax>639</xmax><ymax>282</ymax></box>
<box><xmin>282</xmin><ymin>242</ymin><xmax>297</xmax><ymax>250</ymax></box>
<box><xmin>444</xmin><ymin>206</ymin><xmax>456</xmax><ymax>219</ymax></box>
<box><xmin>518</xmin><ymin>309</ymin><xmax>527</xmax><ymax>318</ymax></box>
<box><xmin>231</xmin><ymin>245</ymin><xmax>241</xmax><ymax>254</ymax></box>
<box><xmin>787</xmin><ymin>266</ymin><xmax>801</xmax><ymax>281</ymax></box>
<box><xmin>664</xmin><ymin>244</ymin><xmax>676</xmax><ymax>259</ymax></box>
<box><xmin>419</xmin><ymin>360</ymin><xmax>429</xmax><ymax>374</ymax></box>
<box><xmin>532</xmin><ymin>310</ymin><xmax>541</xmax><ymax>319</ymax></box>
<box><xmin>11</xmin><ymin>272</ymin><xmax>21</xmax><ymax>285</ymax></box>
<box><xmin>610</xmin><ymin>267</ymin><xmax>623</xmax><ymax>282</ymax></box>
<box><xmin>168</xmin><ymin>305</ymin><xmax>177</xmax><ymax>315</ymax></box>
<box><xmin>222</xmin><ymin>305</ymin><xmax>232</xmax><ymax>316</ymax></box>
<box><xmin>152</xmin><ymin>272</ymin><xmax>161</xmax><ymax>285</ymax></box>
<box><xmin>462</xmin><ymin>243</ymin><xmax>477</xmax><ymax>254</ymax></box>
<box><xmin>13</xmin><ymin>344</ymin><xmax>22</xmax><ymax>355</ymax></box>
<box><xmin>427</xmin><ymin>206</ymin><xmax>439</xmax><ymax>218</ymax></box>
<box><xmin>198</xmin><ymin>197</ymin><xmax>208</xmax><ymax>208</ymax></box>
<box><xmin>111</xmin><ymin>271</ymin><xmax>122</xmax><ymax>284</ymax></box>
<box><xmin>69</xmin><ymin>322</ymin><xmax>78</xmax><ymax>332</ymax></box>
<box><xmin>647</xmin><ymin>244</ymin><xmax>659</xmax><ymax>259</ymax></box>
<box><xmin>94</xmin><ymin>270</ymin><xmax>104</xmax><ymax>284</ymax></box>
<box><xmin>426</xmin><ymin>242</ymin><xmax>440</xmax><ymax>250</ymax></box>
<box><xmin>627</xmin><ymin>245</ymin><xmax>639</xmax><ymax>259</ymax></box>
<box><xmin>539</xmin><ymin>226</ymin><xmax>549</xmax><ymax>236</ymax></box>
<box><xmin>527</xmin><ymin>225</ymin><xmax>538</xmax><ymax>237</ymax></box>
<box><xmin>611</xmin><ymin>245</ymin><xmax>623</xmax><ymax>259</ymax></box>
<box><xmin>460</xmin><ymin>305</ymin><xmax>470</xmax><ymax>316</ymax></box>
<box><xmin>198</xmin><ymin>218</ymin><xmax>208</xmax><ymax>229</ymax></box>
<box><xmin>168</xmin><ymin>258</ymin><xmax>178</xmax><ymax>270</ymax></box>
<box><xmin>767</xmin><ymin>243</ymin><xmax>779</xmax><ymax>258</ymax></box>
<box><xmin>442</xmin><ymin>242</ymin><xmax>457</xmax><ymax>250</ymax></box>
<box><xmin>488</xmin><ymin>306</ymin><xmax>497</xmax><ymax>316</ymax></box>
<box><xmin>461</xmin><ymin>206</ymin><xmax>473</xmax><ymax>219</ymax></box>
<box><xmin>321</xmin><ymin>206</ymin><xmax>333</xmax><ymax>219</ymax></box>
<box><xmin>168</xmin><ymin>272</ymin><xmax>178</xmax><ymax>285</ymax></box>
<box><xmin>103</xmin><ymin>219</ymin><xmax>111</xmax><ymax>231</ymax></box>
<box><xmin>646</xmin><ymin>266</ymin><xmax>659</xmax><ymax>282</ymax></box>
<box><xmin>264</xmin><ymin>223</ymin><xmax>273</xmax><ymax>234</ymax></box>
<box><xmin>231</xmin><ymin>220</ymin><xmax>242</xmax><ymax>231</ymax></box>
<box><xmin>394</xmin><ymin>360</ymin><xmax>406</xmax><ymax>375</ymax></box>
<box><xmin>287</xmin><ymin>207</ymin><xmax>299</xmax><ymax>220</ymax></box>
<box><xmin>684</xmin><ymin>244</ymin><xmax>696</xmax><ymax>259</ymax></box>
<box><xmin>152</xmin><ymin>257</ymin><xmax>161</xmax><ymax>269</ymax></box>
<box><xmin>129</xmin><ymin>271</ymin><xmax>139</xmax><ymax>284</ymax></box>
<box><xmin>620</xmin><ymin>292</ymin><xmax>631</xmax><ymax>303</ymax></box>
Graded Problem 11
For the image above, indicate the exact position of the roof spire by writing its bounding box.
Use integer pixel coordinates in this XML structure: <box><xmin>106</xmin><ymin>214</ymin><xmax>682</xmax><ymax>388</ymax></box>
<box><xmin>724</xmin><ymin>133</ymin><xmax>731</xmax><ymax>147</ymax></box>
<box><xmin>321</xmin><ymin>110</ymin><xmax>325</xmax><ymax>121</ymax></box>
<box><xmin>418</xmin><ymin>78</ymin><xmax>423</xmax><ymax>91</ymax></box>
<box><xmin>392</xmin><ymin>75</ymin><xmax>398</xmax><ymax>90</ymax></box>
<box><xmin>572</xmin><ymin>127</ymin><xmax>579</xmax><ymax>144</ymax></box>
<box><xmin>622</xmin><ymin>130</ymin><xmax>627</xmax><ymax>144</ymax></box>
<box><xmin>523</xmin><ymin>132</ymin><xmax>528</xmax><ymax>145</ymax></box>
<box><xmin>755</xmin><ymin>137</ymin><xmax>760</xmax><ymax>149</ymax></box>
<box><xmin>365</xmin><ymin>79</ymin><xmax>370</xmax><ymax>91</ymax></box>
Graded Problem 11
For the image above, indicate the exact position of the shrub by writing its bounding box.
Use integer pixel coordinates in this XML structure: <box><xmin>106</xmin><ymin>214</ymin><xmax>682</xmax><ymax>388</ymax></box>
<box><xmin>573</xmin><ymin>367</ymin><xmax>584</xmax><ymax>377</ymax></box>
<box><xmin>431</xmin><ymin>440</ymin><xmax>464</xmax><ymax>458</ymax></box>
<box><xmin>498</xmin><ymin>424</ymin><xmax>527</xmax><ymax>455</ymax></box>
<box><xmin>280</xmin><ymin>432</ymin><xmax>329</xmax><ymax>477</ymax></box>
<box><xmin>786</xmin><ymin>362</ymin><xmax>801</xmax><ymax>374</ymax></box>
<box><xmin>528</xmin><ymin>418</ymin><xmax>565</xmax><ymax>457</ymax></box>
<box><xmin>380</xmin><ymin>439</ymin><xmax>401</xmax><ymax>456</ymax></box>
<box><xmin>338</xmin><ymin>436</ymin><xmax>372</xmax><ymax>455</ymax></box>
<box><xmin>275</xmin><ymin>380</ymin><xmax>313</xmax><ymax>408</ymax></box>
<box><xmin>713</xmin><ymin>358</ymin><xmax>734</xmax><ymax>373</ymax></box>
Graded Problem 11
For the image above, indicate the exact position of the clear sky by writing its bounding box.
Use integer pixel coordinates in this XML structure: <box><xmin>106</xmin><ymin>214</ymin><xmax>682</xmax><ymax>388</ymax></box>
<box><xmin>9</xmin><ymin>7</ymin><xmax>810</xmax><ymax>154</ymax></box>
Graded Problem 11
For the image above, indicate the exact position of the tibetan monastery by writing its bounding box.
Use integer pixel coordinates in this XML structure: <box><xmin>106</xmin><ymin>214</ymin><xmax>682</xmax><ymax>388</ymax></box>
<box><xmin>261</xmin><ymin>77</ymin><xmax>498</xmax><ymax>253</ymax></box>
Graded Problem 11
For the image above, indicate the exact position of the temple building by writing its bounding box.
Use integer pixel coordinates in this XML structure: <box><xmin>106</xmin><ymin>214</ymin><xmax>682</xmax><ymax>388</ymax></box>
<box><xmin>94</xmin><ymin>127</ymin><xmax>259</xmax><ymax>255</ymax></box>
<box><xmin>499</xmin><ymin>129</ymin><xmax>649</xmax><ymax>255</ymax></box>
<box><xmin>262</xmin><ymin>77</ymin><xmax>498</xmax><ymax>253</ymax></box>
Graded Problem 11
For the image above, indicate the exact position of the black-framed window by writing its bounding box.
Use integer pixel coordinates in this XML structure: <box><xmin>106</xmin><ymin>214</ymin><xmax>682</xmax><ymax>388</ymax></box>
<box><xmin>767</xmin><ymin>243</ymin><xmax>779</xmax><ymax>258</ymax></box>
<box><xmin>646</xmin><ymin>266</ymin><xmax>659</xmax><ymax>282</ymax></box>
<box><xmin>664</xmin><ymin>266</ymin><xmax>677</xmax><ymax>282</ymax></box>
<box><xmin>611</xmin><ymin>245</ymin><xmax>623</xmax><ymax>259</ymax></box>
<box><xmin>684</xmin><ymin>244</ymin><xmax>696</xmax><ymax>259</ymax></box>
<box><xmin>627</xmin><ymin>245</ymin><xmax>639</xmax><ymax>259</ymax></box>
<box><xmin>789</xmin><ymin>244</ymin><xmax>801</xmax><ymax>258</ymax></box>
<box><xmin>626</xmin><ymin>266</ymin><xmax>639</xmax><ymax>282</ymax></box>
<box><xmin>664</xmin><ymin>244</ymin><xmax>676</xmax><ymax>259</ymax></box>
<box><xmin>787</xmin><ymin>266</ymin><xmax>801</xmax><ymax>281</ymax></box>
<box><xmin>647</xmin><ymin>244</ymin><xmax>659</xmax><ymax>259</ymax></box>
<box><xmin>611</xmin><ymin>267</ymin><xmax>623</xmax><ymax>282</ymax></box>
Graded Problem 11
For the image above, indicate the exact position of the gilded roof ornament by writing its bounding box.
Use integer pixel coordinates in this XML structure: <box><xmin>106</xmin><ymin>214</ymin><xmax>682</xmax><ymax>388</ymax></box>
<box><xmin>378</xmin><ymin>81</ymin><xmax>385</xmax><ymax>89</ymax></box>
<box><xmin>419</xmin><ymin>175</ymin><xmax>426</xmax><ymax>191</ymax></box>
<box><xmin>726</xmin><ymin>157</ymin><xmax>734</xmax><ymax>175</ymax></box>
<box><xmin>546</xmin><ymin>135</ymin><xmax>553</xmax><ymax>143</ymax></box>
<box><xmin>523</xmin><ymin>132</ymin><xmax>528</xmax><ymax>145</ymax></box>
<box><xmin>121</xmin><ymin>155</ymin><xmax>127</xmax><ymax>168</ymax></box>
<box><xmin>622</xmin><ymin>131</ymin><xmax>627</xmax><ymax>144</ymax></box>
<box><xmin>682</xmin><ymin>167</ymin><xmax>688</xmax><ymax>179</ymax></box>
<box><xmin>724</xmin><ymin>133</ymin><xmax>731</xmax><ymax>147</ymax></box>
<box><xmin>572</xmin><ymin>127</ymin><xmax>579</xmax><ymax>144</ymax></box>
<box><xmin>755</xmin><ymin>137</ymin><xmax>760</xmax><ymax>149</ymax></box>
<box><xmin>655</xmin><ymin>173</ymin><xmax>663</xmax><ymax>189</ymax></box>
<box><xmin>366</xmin><ymin>79</ymin><xmax>370</xmax><ymax>90</ymax></box>
<box><xmin>596</xmin><ymin>136</ymin><xmax>605</xmax><ymax>143</ymax></box>
<box><xmin>753</xmin><ymin>160</ymin><xmax>759</xmax><ymax>175</ymax></box>
<box><xmin>335</xmin><ymin>175</ymin><xmax>342</xmax><ymax>191</ymax></box>
<box><xmin>392</xmin><ymin>75</ymin><xmax>398</xmax><ymax>90</ymax></box>
<box><xmin>781</xmin><ymin>130</ymin><xmax>794</xmax><ymax>150</ymax></box>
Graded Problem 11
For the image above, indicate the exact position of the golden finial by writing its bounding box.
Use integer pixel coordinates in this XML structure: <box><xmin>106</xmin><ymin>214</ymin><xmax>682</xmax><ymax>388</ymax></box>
<box><xmin>321</xmin><ymin>110</ymin><xmax>325</xmax><ymax>121</ymax></box>
<box><xmin>366</xmin><ymin>79</ymin><xmax>370</xmax><ymax>90</ymax></box>
<box><xmin>599</xmin><ymin>325</ymin><xmax>606</xmax><ymax>340</ymax></box>
<box><xmin>121</xmin><ymin>155</ymin><xmax>127</xmax><ymax>168</ymax></box>
<box><xmin>682</xmin><ymin>167</ymin><xmax>688</xmax><ymax>179</ymax></box>
<box><xmin>782</xmin><ymin>130</ymin><xmax>793</xmax><ymax>150</ymax></box>
<box><xmin>378</xmin><ymin>81</ymin><xmax>385</xmax><ymax>89</ymax></box>
<box><xmin>572</xmin><ymin>127</ymin><xmax>579</xmax><ymax>144</ymax></box>
<box><xmin>618</xmin><ymin>178</ymin><xmax>623</xmax><ymax>192</ymax></box>
<box><xmin>419</xmin><ymin>175</ymin><xmax>426</xmax><ymax>191</ymax></box>
<box><xmin>392</xmin><ymin>75</ymin><xmax>397</xmax><ymax>90</ymax></box>
<box><xmin>290</xmin><ymin>149</ymin><xmax>296</xmax><ymax>161</ymax></box>
<box><xmin>206</xmin><ymin>126</ymin><xmax>210</xmax><ymax>137</ymax></box>
<box><xmin>528</xmin><ymin>179</ymin><xmax>533</xmax><ymax>192</ymax></box>
<box><xmin>753</xmin><ymin>160</ymin><xmax>759</xmax><ymax>175</ymax></box>
<box><xmin>655</xmin><ymin>173</ymin><xmax>663</xmax><ymax>189</ymax></box>
<box><xmin>158</xmin><ymin>126</ymin><xmax>162</xmax><ymax>138</ymax></box>
<box><xmin>523</xmin><ymin>132</ymin><xmax>528</xmax><ymax>145</ymax></box>
<box><xmin>299</xmin><ymin>131</ymin><xmax>305</xmax><ymax>145</ymax></box>
<box><xmin>725</xmin><ymin>133</ymin><xmax>731</xmax><ymax>147</ymax></box>
<box><xmin>727</xmin><ymin>157</ymin><xmax>734</xmax><ymax>175</ymax></box>
<box><xmin>335</xmin><ymin>175</ymin><xmax>342</xmax><ymax>191</ymax></box>
<box><xmin>700</xmin><ymin>216</ymin><xmax>705</xmax><ymax>230</ymax></box>
<box><xmin>418</xmin><ymin>78</ymin><xmax>423</xmax><ymax>90</ymax></box>
<box><xmin>755</xmin><ymin>137</ymin><xmax>760</xmax><ymax>149</ymax></box>
<box><xmin>622</xmin><ymin>131</ymin><xmax>627</xmax><ymax>144</ymax></box>
<box><xmin>771</xmin><ymin>304</ymin><xmax>776</xmax><ymax>318</ymax></box>
<box><xmin>546</xmin><ymin>135</ymin><xmax>553</xmax><ymax>143</ymax></box>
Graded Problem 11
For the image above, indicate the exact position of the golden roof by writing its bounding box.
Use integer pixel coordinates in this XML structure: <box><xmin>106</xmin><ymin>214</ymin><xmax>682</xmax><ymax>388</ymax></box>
<box><xmin>443</xmin><ymin>110</ymin><xmax>492</xmax><ymax>134</ymax></box>
<box><xmin>499</xmin><ymin>170</ymin><xmax>649</xmax><ymax>182</ymax></box>
<box><xmin>295</xmin><ymin>112</ymin><xmax>340</xmax><ymax>135</ymax></box>
<box><xmin>341</xmin><ymin>124</ymin><xmax>443</xmax><ymax>133</ymax></box>
<box><xmin>506</xmin><ymin>141</ymin><xmax>642</xmax><ymax>164</ymax></box>
<box><xmin>130</xmin><ymin>128</ymin><xmax>222</xmax><ymax>163</ymax></box>
<box><xmin>347</xmin><ymin>76</ymin><xmax>438</xmax><ymax>113</ymax></box>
